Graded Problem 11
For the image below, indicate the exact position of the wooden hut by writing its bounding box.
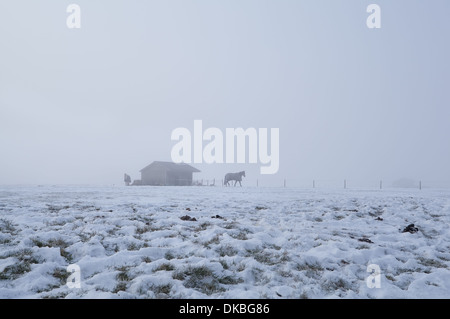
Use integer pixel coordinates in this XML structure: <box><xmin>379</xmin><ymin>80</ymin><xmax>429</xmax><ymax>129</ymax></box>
<box><xmin>139</xmin><ymin>161</ymin><xmax>200</xmax><ymax>186</ymax></box>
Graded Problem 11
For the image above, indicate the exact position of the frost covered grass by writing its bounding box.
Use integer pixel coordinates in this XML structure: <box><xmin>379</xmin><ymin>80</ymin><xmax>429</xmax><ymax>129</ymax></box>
<box><xmin>0</xmin><ymin>185</ymin><xmax>449</xmax><ymax>298</ymax></box>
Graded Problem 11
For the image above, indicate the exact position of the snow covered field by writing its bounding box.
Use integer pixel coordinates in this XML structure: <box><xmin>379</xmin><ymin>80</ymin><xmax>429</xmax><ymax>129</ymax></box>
<box><xmin>0</xmin><ymin>185</ymin><xmax>449</xmax><ymax>299</ymax></box>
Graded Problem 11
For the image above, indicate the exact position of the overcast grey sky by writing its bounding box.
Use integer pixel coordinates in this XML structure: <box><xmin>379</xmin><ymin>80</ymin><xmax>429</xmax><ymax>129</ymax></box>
<box><xmin>1</xmin><ymin>0</ymin><xmax>449</xmax><ymax>186</ymax></box>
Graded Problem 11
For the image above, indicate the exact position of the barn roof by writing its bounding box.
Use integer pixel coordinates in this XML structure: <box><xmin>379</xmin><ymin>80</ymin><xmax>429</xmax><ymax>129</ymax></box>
<box><xmin>140</xmin><ymin>161</ymin><xmax>200</xmax><ymax>173</ymax></box>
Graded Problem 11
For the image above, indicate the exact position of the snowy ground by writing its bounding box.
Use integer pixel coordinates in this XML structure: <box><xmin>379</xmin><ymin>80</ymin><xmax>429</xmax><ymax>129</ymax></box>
<box><xmin>0</xmin><ymin>185</ymin><xmax>449</xmax><ymax>299</ymax></box>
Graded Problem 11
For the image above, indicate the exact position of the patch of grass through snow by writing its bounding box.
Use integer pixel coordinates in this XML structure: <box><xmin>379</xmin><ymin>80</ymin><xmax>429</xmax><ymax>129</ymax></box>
<box><xmin>113</xmin><ymin>266</ymin><xmax>133</xmax><ymax>293</ymax></box>
<box><xmin>0</xmin><ymin>249</ymin><xmax>40</xmax><ymax>280</ymax></box>
<box><xmin>418</xmin><ymin>257</ymin><xmax>448</xmax><ymax>269</ymax></box>
<box><xmin>31</xmin><ymin>237</ymin><xmax>73</xmax><ymax>262</ymax></box>
<box><xmin>294</xmin><ymin>259</ymin><xmax>324</xmax><ymax>279</ymax></box>
<box><xmin>154</xmin><ymin>263</ymin><xmax>175</xmax><ymax>272</ymax></box>
<box><xmin>173</xmin><ymin>265</ymin><xmax>241</xmax><ymax>296</ymax></box>
<box><xmin>245</xmin><ymin>248</ymin><xmax>289</xmax><ymax>266</ymax></box>
<box><xmin>0</xmin><ymin>218</ymin><xmax>16</xmax><ymax>234</ymax></box>
<box><xmin>215</xmin><ymin>244</ymin><xmax>238</xmax><ymax>257</ymax></box>
<box><xmin>320</xmin><ymin>276</ymin><xmax>354</xmax><ymax>294</ymax></box>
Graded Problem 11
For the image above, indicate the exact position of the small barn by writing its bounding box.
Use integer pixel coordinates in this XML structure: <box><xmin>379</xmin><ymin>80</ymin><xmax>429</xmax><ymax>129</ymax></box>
<box><xmin>139</xmin><ymin>161</ymin><xmax>200</xmax><ymax>186</ymax></box>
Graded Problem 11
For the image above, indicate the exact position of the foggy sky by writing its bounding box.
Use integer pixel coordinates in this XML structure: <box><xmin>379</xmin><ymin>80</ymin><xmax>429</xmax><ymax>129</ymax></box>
<box><xmin>1</xmin><ymin>0</ymin><xmax>450</xmax><ymax>186</ymax></box>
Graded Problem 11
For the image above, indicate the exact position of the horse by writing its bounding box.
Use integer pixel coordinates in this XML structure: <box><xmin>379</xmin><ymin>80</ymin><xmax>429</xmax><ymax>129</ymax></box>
<box><xmin>224</xmin><ymin>171</ymin><xmax>245</xmax><ymax>187</ymax></box>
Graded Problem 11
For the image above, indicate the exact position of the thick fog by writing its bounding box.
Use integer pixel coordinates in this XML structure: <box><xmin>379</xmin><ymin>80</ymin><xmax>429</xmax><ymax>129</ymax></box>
<box><xmin>1</xmin><ymin>0</ymin><xmax>449</xmax><ymax>187</ymax></box>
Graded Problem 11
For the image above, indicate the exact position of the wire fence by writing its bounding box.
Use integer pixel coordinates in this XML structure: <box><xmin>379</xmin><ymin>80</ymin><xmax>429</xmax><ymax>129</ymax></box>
<box><xmin>192</xmin><ymin>178</ymin><xmax>450</xmax><ymax>190</ymax></box>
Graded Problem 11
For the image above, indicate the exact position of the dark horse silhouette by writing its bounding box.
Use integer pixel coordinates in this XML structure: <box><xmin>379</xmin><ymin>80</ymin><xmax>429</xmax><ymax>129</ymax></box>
<box><xmin>224</xmin><ymin>171</ymin><xmax>245</xmax><ymax>187</ymax></box>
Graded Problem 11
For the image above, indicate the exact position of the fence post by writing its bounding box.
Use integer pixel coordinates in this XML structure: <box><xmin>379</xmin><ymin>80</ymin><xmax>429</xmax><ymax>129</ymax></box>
<box><xmin>344</xmin><ymin>179</ymin><xmax>347</xmax><ymax>189</ymax></box>
<box><xmin>419</xmin><ymin>180</ymin><xmax>422</xmax><ymax>190</ymax></box>
<box><xmin>284</xmin><ymin>179</ymin><xmax>286</xmax><ymax>188</ymax></box>
<box><xmin>257</xmin><ymin>179</ymin><xmax>258</xmax><ymax>187</ymax></box>
<box><xmin>313</xmin><ymin>180</ymin><xmax>315</xmax><ymax>188</ymax></box>
<box><xmin>380</xmin><ymin>180</ymin><xmax>382</xmax><ymax>190</ymax></box>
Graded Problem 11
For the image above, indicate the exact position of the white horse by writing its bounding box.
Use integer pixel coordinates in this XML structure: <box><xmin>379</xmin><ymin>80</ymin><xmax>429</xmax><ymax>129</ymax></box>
<box><xmin>224</xmin><ymin>171</ymin><xmax>245</xmax><ymax>187</ymax></box>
